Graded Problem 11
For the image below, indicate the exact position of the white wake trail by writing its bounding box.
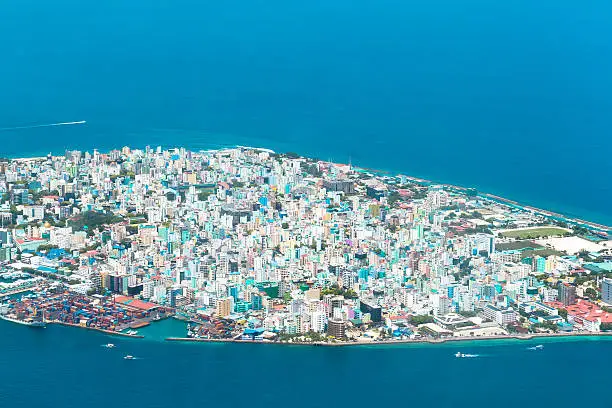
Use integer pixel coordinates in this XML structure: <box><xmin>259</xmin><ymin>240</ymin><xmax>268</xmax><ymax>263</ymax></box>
<box><xmin>0</xmin><ymin>120</ymin><xmax>86</xmax><ymax>131</ymax></box>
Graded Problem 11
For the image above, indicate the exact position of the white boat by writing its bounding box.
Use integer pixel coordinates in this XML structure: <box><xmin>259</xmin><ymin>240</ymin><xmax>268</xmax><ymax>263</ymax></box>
<box><xmin>126</xmin><ymin>330</ymin><xmax>138</xmax><ymax>336</ymax></box>
<box><xmin>123</xmin><ymin>355</ymin><xmax>136</xmax><ymax>360</ymax></box>
<box><xmin>455</xmin><ymin>352</ymin><xmax>478</xmax><ymax>358</ymax></box>
<box><xmin>103</xmin><ymin>343</ymin><xmax>116</xmax><ymax>348</ymax></box>
<box><xmin>528</xmin><ymin>344</ymin><xmax>544</xmax><ymax>351</ymax></box>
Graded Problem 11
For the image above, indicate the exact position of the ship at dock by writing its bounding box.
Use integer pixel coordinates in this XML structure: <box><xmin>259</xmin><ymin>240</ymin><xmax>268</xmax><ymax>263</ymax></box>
<box><xmin>0</xmin><ymin>314</ymin><xmax>46</xmax><ymax>328</ymax></box>
<box><xmin>0</xmin><ymin>303</ymin><xmax>46</xmax><ymax>328</ymax></box>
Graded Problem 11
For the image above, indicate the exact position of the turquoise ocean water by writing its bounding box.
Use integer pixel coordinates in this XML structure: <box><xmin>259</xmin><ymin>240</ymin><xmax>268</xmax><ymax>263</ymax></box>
<box><xmin>0</xmin><ymin>319</ymin><xmax>611</xmax><ymax>408</ymax></box>
<box><xmin>0</xmin><ymin>0</ymin><xmax>611</xmax><ymax>225</ymax></box>
<box><xmin>1</xmin><ymin>1</ymin><xmax>611</xmax><ymax>405</ymax></box>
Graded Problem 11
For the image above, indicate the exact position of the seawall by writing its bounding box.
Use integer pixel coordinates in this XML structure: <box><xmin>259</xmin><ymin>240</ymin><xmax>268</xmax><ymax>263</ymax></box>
<box><xmin>165</xmin><ymin>331</ymin><xmax>612</xmax><ymax>347</ymax></box>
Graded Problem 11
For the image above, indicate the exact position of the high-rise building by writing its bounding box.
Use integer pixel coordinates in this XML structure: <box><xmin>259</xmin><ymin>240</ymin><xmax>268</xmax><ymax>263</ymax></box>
<box><xmin>360</xmin><ymin>299</ymin><xmax>382</xmax><ymax>322</ymax></box>
<box><xmin>311</xmin><ymin>311</ymin><xmax>326</xmax><ymax>333</ymax></box>
<box><xmin>217</xmin><ymin>297</ymin><xmax>233</xmax><ymax>318</ymax></box>
<box><xmin>433</xmin><ymin>295</ymin><xmax>451</xmax><ymax>316</ymax></box>
<box><xmin>327</xmin><ymin>317</ymin><xmax>346</xmax><ymax>339</ymax></box>
<box><xmin>473</xmin><ymin>233</ymin><xmax>495</xmax><ymax>255</ymax></box>
<box><xmin>142</xmin><ymin>281</ymin><xmax>155</xmax><ymax>299</ymax></box>
<box><xmin>331</xmin><ymin>296</ymin><xmax>345</xmax><ymax>311</ymax></box>
<box><xmin>341</xmin><ymin>268</ymin><xmax>356</xmax><ymax>289</ymax></box>
<box><xmin>252</xmin><ymin>293</ymin><xmax>263</xmax><ymax>311</ymax></box>
<box><xmin>558</xmin><ymin>282</ymin><xmax>576</xmax><ymax>306</ymax></box>
<box><xmin>169</xmin><ymin>289</ymin><xmax>178</xmax><ymax>307</ymax></box>
<box><xmin>602</xmin><ymin>278</ymin><xmax>612</xmax><ymax>305</ymax></box>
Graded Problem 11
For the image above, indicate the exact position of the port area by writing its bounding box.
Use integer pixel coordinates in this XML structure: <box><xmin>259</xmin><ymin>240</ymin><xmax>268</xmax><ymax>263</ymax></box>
<box><xmin>0</xmin><ymin>271</ymin><xmax>44</xmax><ymax>299</ymax></box>
<box><xmin>0</xmin><ymin>282</ymin><xmax>174</xmax><ymax>336</ymax></box>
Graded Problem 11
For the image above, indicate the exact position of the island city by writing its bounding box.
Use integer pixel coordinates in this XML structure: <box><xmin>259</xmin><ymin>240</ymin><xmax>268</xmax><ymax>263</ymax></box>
<box><xmin>0</xmin><ymin>146</ymin><xmax>611</xmax><ymax>345</ymax></box>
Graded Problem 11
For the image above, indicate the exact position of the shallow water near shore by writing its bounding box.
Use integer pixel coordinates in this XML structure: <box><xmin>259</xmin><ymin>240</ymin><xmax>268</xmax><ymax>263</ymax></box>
<box><xmin>1</xmin><ymin>319</ymin><xmax>610</xmax><ymax>408</ymax></box>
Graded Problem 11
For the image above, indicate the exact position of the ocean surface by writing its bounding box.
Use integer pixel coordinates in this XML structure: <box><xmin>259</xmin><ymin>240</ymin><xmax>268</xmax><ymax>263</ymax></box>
<box><xmin>0</xmin><ymin>318</ymin><xmax>610</xmax><ymax>408</ymax></box>
<box><xmin>1</xmin><ymin>1</ymin><xmax>611</xmax><ymax>225</ymax></box>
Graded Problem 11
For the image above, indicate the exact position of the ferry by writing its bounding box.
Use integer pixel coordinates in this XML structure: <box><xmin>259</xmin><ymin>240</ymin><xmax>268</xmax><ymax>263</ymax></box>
<box><xmin>123</xmin><ymin>355</ymin><xmax>136</xmax><ymax>360</ymax></box>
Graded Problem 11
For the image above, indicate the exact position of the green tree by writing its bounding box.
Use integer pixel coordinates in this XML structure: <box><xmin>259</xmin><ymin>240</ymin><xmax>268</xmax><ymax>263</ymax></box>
<box><xmin>410</xmin><ymin>314</ymin><xmax>434</xmax><ymax>325</ymax></box>
<box><xmin>601</xmin><ymin>323</ymin><xmax>612</xmax><ymax>332</ymax></box>
<box><xmin>585</xmin><ymin>287</ymin><xmax>599</xmax><ymax>300</ymax></box>
<box><xmin>387</xmin><ymin>191</ymin><xmax>401</xmax><ymax>206</ymax></box>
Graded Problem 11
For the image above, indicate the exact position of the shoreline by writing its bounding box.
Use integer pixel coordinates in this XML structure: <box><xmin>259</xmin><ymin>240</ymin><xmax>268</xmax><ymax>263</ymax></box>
<box><xmin>50</xmin><ymin>321</ymin><xmax>145</xmax><ymax>339</ymax></box>
<box><xmin>482</xmin><ymin>193</ymin><xmax>611</xmax><ymax>232</ymax></box>
<box><xmin>165</xmin><ymin>331</ymin><xmax>612</xmax><ymax>347</ymax></box>
<box><xmin>5</xmin><ymin>145</ymin><xmax>611</xmax><ymax>230</ymax></box>
<box><xmin>3</xmin><ymin>317</ymin><xmax>611</xmax><ymax>346</ymax></box>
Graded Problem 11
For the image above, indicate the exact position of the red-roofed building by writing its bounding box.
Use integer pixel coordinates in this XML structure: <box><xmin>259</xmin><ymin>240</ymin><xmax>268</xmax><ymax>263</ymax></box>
<box><xmin>398</xmin><ymin>189</ymin><xmax>413</xmax><ymax>197</ymax></box>
<box><xmin>15</xmin><ymin>237</ymin><xmax>47</xmax><ymax>252</ymax></box>
<box><xmin>114</xmin><ymin>295</ymin><xmax>159</xmax><ymax>312</ymax></box>
<box><xmin>564</xmin><ymin>299</ymin><xmax>612</xmax><ymax>332</ymax></box>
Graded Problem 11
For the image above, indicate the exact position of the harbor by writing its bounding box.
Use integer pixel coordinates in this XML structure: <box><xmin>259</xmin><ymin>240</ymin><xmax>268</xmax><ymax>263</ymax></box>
<box><xmin>0</xmin><ymin>282</ymin><xmax>175</xmax><ymax>335</ymax></box>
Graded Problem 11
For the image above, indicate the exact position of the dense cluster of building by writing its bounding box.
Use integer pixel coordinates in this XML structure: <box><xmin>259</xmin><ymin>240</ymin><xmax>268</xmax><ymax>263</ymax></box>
<box><xmin>0</xmin><ymin>146</ymin><xmax>611</xmax><ymax>341</ymax></box>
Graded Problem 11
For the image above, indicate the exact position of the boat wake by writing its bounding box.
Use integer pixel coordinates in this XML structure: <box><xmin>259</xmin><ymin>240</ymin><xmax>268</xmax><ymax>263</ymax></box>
<box><xmin>0</xmin><ymin>121</ymin><xmax>86</xmax><ymax>132</ymax></box>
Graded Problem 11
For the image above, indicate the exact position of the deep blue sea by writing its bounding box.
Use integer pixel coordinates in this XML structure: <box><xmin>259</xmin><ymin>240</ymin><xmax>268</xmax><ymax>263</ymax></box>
<box><xmin>1</xmin><ymin>0</ymin><xmax>611</xmax><ymax>225</ymax></box>
<box><xmin>0</xmin><ymin>319</ymin><xmax>611</xmax><ymax>408</ymax></box>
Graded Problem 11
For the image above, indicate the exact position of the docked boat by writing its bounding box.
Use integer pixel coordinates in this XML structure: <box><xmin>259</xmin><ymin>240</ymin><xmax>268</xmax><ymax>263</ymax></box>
<box><xmin>126</xmin><ymin>330</ymin><xmax>138</xmax><ymax>336</ymax></box>
<box><xmin>0</xmin><ymin>314</ymin><xmax>46</xmax><ymax>328</ymax></box>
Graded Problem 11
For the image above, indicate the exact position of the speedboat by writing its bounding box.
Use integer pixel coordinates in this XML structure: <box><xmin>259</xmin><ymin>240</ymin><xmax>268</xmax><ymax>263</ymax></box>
<box><xmin>103</xmin><ymin>343</ymin><xmax>116</xmax><ymax>349</ymax></box>
<box><xmin>528</xmin><ymin>344</ymin><xmax>544</xmax><ymax>351</ymax></box>
<box><xmin>455</xmin><ymin>352</ymin><xmax>478</xmax><ymax>358</ymax></box>
<box><xmin>123</xmin><ymin>355</ymin><xmax>136</xmax><ymax>360</ymax></box>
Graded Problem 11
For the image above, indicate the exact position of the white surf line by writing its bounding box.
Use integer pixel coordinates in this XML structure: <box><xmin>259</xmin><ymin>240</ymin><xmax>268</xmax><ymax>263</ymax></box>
<box><xmin>0</xmin><ymin>120</ymin><xmax>86</xmax><ymax>131</ymax></box>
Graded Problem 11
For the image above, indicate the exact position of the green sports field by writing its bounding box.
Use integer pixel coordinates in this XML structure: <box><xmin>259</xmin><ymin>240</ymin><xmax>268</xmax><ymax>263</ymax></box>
<box><xmin>500</xmin><ymin>227</ymin><xmax>569</xmax><ymax>239</ymax></box>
